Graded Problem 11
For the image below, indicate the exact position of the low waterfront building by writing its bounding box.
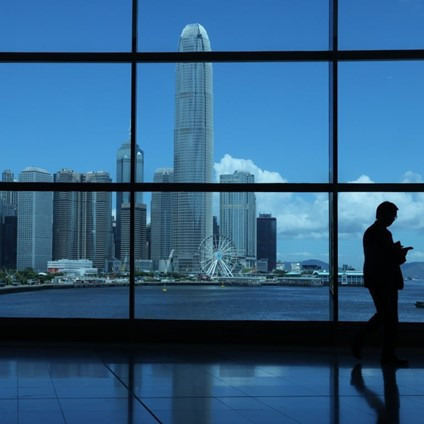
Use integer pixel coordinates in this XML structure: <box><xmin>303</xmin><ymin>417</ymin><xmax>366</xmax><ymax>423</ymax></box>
<box><xmin>47</xmin><ymin>259</ymin><xmax>97</xmax><ymax>276</ymax></box>
<box><xmin>316</xmin><ymin>270</ymin><xmax>364</xmax><ymax>286</ymax></box>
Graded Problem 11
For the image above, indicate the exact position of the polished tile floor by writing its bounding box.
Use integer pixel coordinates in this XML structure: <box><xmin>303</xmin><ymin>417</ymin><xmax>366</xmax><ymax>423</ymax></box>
<box><xmin>0</xmin><ymin>342</ymin><xmax>423</xmax><ymax>423</ymax></box>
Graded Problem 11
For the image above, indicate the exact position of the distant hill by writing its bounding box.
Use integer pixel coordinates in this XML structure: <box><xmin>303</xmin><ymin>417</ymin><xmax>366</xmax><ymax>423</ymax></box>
<box><xmin>401</xmin><ymin>262</ymin><xmax>424</xmax><ymax>279</ymax></box>
<box><xmin>301</xmin><ymin>259</ymin><xmax>329</xmax><ymax>271</ymax></box>
<box><xmin>281</xmin><ymin>260</ymin><xmax>424</xmax><ymax>279</ymax></box>
<box><xmin>281</xmin><ymin>259</ymin><xmax>329</xmax><ymax>271</ymax></box>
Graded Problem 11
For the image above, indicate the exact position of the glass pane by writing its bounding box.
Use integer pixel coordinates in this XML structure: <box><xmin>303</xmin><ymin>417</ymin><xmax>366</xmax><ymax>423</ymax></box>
<box><xmin>339</xmin><ymin>192</ymin><xmax>424</xmax><ymax>323</ymax></box>
<box><xmin>339</xmin><ymin>61</ymin><xmax>424</xmax><ymax>183</ymax></box>
<box><xmin>0</xmin><ymin>64</ymin><xmax>130</xmax><ymax>177</ymax></box>
<box><xmin>339</xmin><ymin>0</ymin><xmax>424</xmax><ymax>50</ymax></box>
<box><xmin>0</xmin><ymin>0</ymin><xmax>132</xmax><ymax>52</ymax></box>
<box><xmin>139</xmin><ymin>63</ymin><xmax>328</xmax><ymax>184</ymax></box>
<box><xmin>136</xmin><ymin>191</ymin><xmax>329</xmax><ymax>321</ymax></box>
<box><xmin>0</xmin><ymin>190</ymin><xmax>129</xmax><ymax>318</ymax></box>
<box><xmin>138</xmin><ymin>1</ymin><xmax>329</xmax><ymax>51</ymax></box>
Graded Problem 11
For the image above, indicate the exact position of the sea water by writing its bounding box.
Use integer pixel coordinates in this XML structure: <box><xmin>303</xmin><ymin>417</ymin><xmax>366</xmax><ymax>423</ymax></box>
<box><xmin>0</xmin><ymin>280</ymin><xmax>423</xmax><ymax>322</ymax></box>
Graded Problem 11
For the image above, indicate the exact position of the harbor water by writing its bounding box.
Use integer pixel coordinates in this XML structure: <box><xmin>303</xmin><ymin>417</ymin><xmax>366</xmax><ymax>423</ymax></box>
<box><xmin>0</xmin><ymin>280</ymin><xmax>423</xmax><ymax>322</ymax></box>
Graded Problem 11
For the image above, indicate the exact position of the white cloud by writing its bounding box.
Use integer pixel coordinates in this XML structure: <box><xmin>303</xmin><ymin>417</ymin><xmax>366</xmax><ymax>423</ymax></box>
<box><xmin>214</xmin><ymin>155</ymin><xmax>424</xmax><ymax>242</ymax></box>
<box><xmin>214</xmin><ymin>154</ymin><xmax>287</xmax><ymax>183</ymax></box>
<box><xmin>214</xmin><ymin>155</ymin><xmax>326</xmax><ymax>239</ymax></box>
<box><xmin>407</xmin><ymin>250</ymin><xmax>424</xmax><ymax>262</ymax></box>
<box><xmin>401</xmin><ymin>171</ymin><xmax>423</xmax><ymax>183</ymax></box>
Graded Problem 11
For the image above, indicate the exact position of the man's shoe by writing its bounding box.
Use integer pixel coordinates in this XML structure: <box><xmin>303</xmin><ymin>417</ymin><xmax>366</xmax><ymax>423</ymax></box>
<box><xmin>380</xmin><ymin>355</ymin><xmax>409</xmax><ymax>367</ymax></box>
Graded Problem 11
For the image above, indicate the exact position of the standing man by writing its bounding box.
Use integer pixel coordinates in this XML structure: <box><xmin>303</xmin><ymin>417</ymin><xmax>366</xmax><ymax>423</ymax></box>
<box><xmin>352</xmin><ymin>201</ymin><xmax>412</xmax><ymax>366</ymax></box>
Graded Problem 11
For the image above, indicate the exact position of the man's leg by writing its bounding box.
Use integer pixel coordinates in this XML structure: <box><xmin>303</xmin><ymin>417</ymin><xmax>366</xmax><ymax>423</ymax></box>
<box><xmin>351</xmin><ymin>287</ymin><xmax>383</xmax><ymax>359</ymax></box>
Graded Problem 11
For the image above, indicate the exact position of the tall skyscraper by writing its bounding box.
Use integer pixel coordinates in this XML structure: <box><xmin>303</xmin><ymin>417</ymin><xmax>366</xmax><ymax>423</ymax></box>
<box><xmin>0</xmin><ymin>169</ymin><xmax>17</xmax><ymax>269</ymax></box>
<box><xmin>257</xmin><ymin>213</ymin><xmax>277</xmax><ymax>272</ymax></box>
<box><xmin>82</xmin><ymin>171</ymin><xmax>113</xmax><ymax>271</ymax></box>
<box><xmin>52</xmin><ymin>169</ymin><xmax>113</xmax><ymax>271</ymax></box>
<box><xmin>150</xmin><ymin>168</ymin><xmax>173</xmax><ymax>271</ymax></box>
<box><xmin>220</xmin><ymin>171</ymin><xmax>256</xmax><ymax>266</ymax></box>
<box><xmin>17</xmin><ymin>167</ymin><xmax>53</xmax><ymax>272</ymax></box>
<box><xmin>0</xmin><ymin>214</ymin><xmax>17</xmax><ymax>269</ymax></box>
<box><xmin>0</xmin><ymin>169</ymin><xmax>17</xmax><ymax>208</ymax></box>
<box><xmin>173</xmin><ymin>23</ymin><xmax>214</xmax><ymax>272</ymax></box>
<box><xmin>119</xmin><ymin>203</ymin><xmax>147</xmax><ymax>269</ymax></box>
<box><xmin>53</xmin><ymin>169</ymin><xmax>81</xmax><ymax>261</ymax></box>
<box><xmin>116</xmin><ymin>137</ymin><xmax>144</xmax><ymax>259</ymax></box>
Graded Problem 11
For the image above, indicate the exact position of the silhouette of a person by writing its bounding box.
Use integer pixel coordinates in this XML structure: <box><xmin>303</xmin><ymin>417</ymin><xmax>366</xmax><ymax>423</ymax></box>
<box><xmin>352</xmin><ymin>201</ymin><xmax>412</xmax><ymax>366</ymax></box>
<box><xmin>350</xmin><ymin>363</ymin><xmax>400</xmax><ymax>424</ymax></box>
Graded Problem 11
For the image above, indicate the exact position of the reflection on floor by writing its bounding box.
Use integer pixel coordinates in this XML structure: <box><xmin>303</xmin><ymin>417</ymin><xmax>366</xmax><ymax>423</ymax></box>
<box><xmin>0</xmin><ymin>342</ymin><xmax>424</xmax><ymax>423</ymax></box>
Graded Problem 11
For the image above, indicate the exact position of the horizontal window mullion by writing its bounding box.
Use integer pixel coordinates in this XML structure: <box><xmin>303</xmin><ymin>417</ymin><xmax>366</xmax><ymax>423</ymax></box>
<box><xmin>2</xmin><ymin>182</ymin><xmax>424</xmax><ymax>193</ymax></box>
<box><xmin>2</xmin><ymin>50</ymin><xmax>424</xmax><ymax>64</ymax></box>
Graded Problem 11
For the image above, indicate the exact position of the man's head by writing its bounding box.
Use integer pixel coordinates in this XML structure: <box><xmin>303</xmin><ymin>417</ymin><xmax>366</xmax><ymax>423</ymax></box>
<box><xmin>376</xmin><ymin>201</ymin><xmax>398</xmax><ymax>227</ymax></box>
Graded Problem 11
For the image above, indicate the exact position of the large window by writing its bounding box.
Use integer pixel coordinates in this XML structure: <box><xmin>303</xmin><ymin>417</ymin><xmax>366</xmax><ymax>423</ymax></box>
<box><xmin>1</xmin><ymin>1</ymin><xmax>424</xmax><ymax>322</ymax></box>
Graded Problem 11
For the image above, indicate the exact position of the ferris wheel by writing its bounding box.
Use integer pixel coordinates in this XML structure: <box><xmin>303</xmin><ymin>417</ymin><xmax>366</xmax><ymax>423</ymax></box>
<box><xmin>198</xmin><ymin>234</ymin><xmax>238</xmax><ymax>278</ymax></box>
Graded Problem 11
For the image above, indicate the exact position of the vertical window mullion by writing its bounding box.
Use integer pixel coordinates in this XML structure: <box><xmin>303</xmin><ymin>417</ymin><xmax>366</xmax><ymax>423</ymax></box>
<box><xmin>329</xmin><ymin>0</ymin><xmax>339</xmax><ymax>323</ymax></box>
<box><xmin>129</xmin><ymin>0</ymin><xmax>138</xmax><ymax>321</ymax></box>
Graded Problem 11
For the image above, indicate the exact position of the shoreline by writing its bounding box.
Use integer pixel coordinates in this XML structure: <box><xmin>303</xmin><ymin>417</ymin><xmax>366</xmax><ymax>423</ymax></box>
<box><xmin>0</xmin><ymin>278</ymin><xmax>334</xmax><ymax>295</ymax></box>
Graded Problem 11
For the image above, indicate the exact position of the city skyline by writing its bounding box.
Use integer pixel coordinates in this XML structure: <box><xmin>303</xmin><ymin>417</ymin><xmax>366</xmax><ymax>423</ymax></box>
<box><xmin>2</xmin><ymin>1</ymin><xmax>424</xmax><ymax>269</ymax></box>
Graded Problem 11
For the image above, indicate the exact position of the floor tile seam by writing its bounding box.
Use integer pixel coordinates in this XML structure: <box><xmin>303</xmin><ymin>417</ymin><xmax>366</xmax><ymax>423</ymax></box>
<box><xmin>15</xmin><ymin>396</ymin><xmax>59</xmax><ymax>400</ymax></box>
<box><xmin>46</xmin><ymin>359</ymin><xmax>70</xmax><ymax>423</ymax></box>
<box><xmin>137</xmin><ymin>394</ymin><xmax>334</xmax><ymax>400</ymax></box>
<box><xmin>337</xmin><ymin>394</ymin><xmax>424</xmax><ymax>398</ymax></box>
<box><xmin>17</xmin><ymin>397</ymin><xmax>67</xmax><ymax>423</ymax></box>
<box><xmin>222</xmin><ymin>394</ymin><xmax>333</xmax><ymax>399</ymax></box>
<box><xmin>214</xmin><ymin>395</ymin><xmax>304</xmax><ymax>424</ymax></box>
<box><xmin>54</xmin><ymin>395</ymin><xmax>132</xmax><ymax>400</ymax></box>
<box><xmin>221</xmin><ymin>386</ymin><xmax>325</xmax><ymax>397</ymax></box>
<box><xmin>236</xmin><ymin>408</ymin><xmax>304</xmax><ymax>424</ymax></box>
<box><xmin>97</xmin><ymin>356</ymin><xmax>163</xmax><ymax>424</ymax></box>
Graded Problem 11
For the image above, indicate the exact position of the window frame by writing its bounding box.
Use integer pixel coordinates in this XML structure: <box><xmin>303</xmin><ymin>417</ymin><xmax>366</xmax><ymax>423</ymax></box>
<box><xmin>1</xmin><ymin>0</ymin><xmax>424</xmax><ymax>322</ymax></box>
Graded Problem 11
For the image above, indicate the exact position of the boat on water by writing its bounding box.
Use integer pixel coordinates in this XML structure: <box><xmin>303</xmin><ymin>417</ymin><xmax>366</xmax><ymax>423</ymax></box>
<box><xmin>415</xmin><ymin>301</ymin><xmax>424</xmax><ymax>308</ymax></box>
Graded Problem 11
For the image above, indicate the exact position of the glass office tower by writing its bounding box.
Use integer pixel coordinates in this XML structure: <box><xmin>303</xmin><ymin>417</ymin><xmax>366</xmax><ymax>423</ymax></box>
<box><xmin>257</xmin><ymin>213</ymin><xmax>277</xmax><ymax>272</ymax></box>
<box><xmin>173</xmin><ymin>23</ymin><xmax>214</xmax><ymax>272</ymax></box>
<box><xmin>150</xmin><ymin>168</ymin><xmax>174</xmax><ymax>271</ymax></box>
<box><xmin>116</xmin><ymin>139</ymin><xmax>144</xmax><ymax>259</ymax></box>
<box><xmin>220</xmin><ymin>171</ymin><xmax>257</xmax><ymax>265</ymax></box>
<box><xmin>83</xmin><ymin>171</ymin><xmax>113</xmax><ymax>271</ymax></box>
<box><xmin>53</xmin><ymin>169</ymin><xmax>81</xmax><ymax>261</ymax></box>
<box><xmin>17</xmin><ymin>167</ymin><xmax>53</xmax><ymax>272</ymax></box>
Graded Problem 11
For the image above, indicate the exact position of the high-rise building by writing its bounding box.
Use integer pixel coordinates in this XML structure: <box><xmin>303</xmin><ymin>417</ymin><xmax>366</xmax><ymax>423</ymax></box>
<box><xmin>53</xmin><ymin>169</ymin><xmax>81</xmax><ymax>261</ymax></box>
<box><xmin>173</xmin><ymin>23</ymin><xmax>213</xmax><ymax>272</ymax></box>
<box><xmin>17</xmin><ymin>167</ymin><xmax>53</xmax><ymax>272</ymax></box>
<box><xmin>0</xmin><ymin>169</ymin><xmax>17</xmax><ymax>269</ymax></box>
<box><xmin>257</xmin><ymin>213</ymin><xmax>277</xmax><ymax>272</ymax></box>
<box><xmin>52</xmin><ymin>170</ymin><xmax>113</xmax><ymax>272</ymax></box>
<box><xmin>81</xmin><ymin>171</ymin><xmax>113</xmax><ymax>271</ymax></box>
<box><xmin>0</xmin><ymin>204</ymin><xmax>17</xmax><ymax>270</ymax></box>
<box><xmin>220</xmin><ymin>171</ymin><xmax>256</xmax><ymax>266</ymax></box>
<box><xmin>213</xmin><ymin>216</ymin><xmax>219</xmax><ymax>239</ymax></box>
<box><xmin>0</xmin><ymin>169</ymin><xmax>17</xmax><ymax>208</ymax></box>
<box><xmin>116</xmin><ymin>137</ymin><xmax>144</xmax><ymax>259</ymax></box>
<box><xmin>119</xmin><ymin>202</ymin><xmax>147</xmax><ymax>270</ymax></box>
<box><xmin>150</xmin><ymin>168</ymin><xmax>173</xmax><ymax>271</ymax></box>
<box><xmin>52</xmin><ymin>170</ymin><xmax>114</xmax><ymax>271</ymax></box>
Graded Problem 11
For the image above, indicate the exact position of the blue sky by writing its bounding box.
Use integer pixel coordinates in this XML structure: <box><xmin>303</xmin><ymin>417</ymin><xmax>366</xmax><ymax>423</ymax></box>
<box><xmin>1</xmin><ymin>0</ymin><xmax>424</xmax><ymax>269</ymax></box>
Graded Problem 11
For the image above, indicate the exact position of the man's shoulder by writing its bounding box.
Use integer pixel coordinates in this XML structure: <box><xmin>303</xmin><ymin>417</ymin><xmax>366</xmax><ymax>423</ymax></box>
<box><xmin>364</xmin><ymin>222</ymin><xmax>378</xmax><ymax>237</ymax></box>
<box><xmin>364</xmin><ymin>221</ymin><xmax>389</xmax><ymax>237</ymax></box>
